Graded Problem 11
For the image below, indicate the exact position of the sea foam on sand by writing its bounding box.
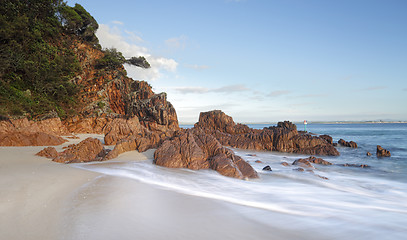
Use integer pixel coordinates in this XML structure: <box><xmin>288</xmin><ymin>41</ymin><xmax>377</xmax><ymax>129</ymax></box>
<box><xmin>0</xmin><ymin>135</ymin><xmax>311</xmax><ymax>240</ymax></box>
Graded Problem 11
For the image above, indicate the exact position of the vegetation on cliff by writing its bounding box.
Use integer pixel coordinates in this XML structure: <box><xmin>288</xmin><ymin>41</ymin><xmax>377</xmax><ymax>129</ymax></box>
<box><xmin>0</xmin><ymin>0</ymin><xmax>150</xmax><ymax>119</ymax></box>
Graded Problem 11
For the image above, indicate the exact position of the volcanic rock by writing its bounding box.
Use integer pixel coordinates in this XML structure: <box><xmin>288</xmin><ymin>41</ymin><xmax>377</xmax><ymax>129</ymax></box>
<box><xmin>376</xmin><ymin>145</ymin><xmax>391</xmax><ymax>157</ymax></box>
<box><xmin>153</xmin><ymin>129</ymin><xmax>258</xmax><ymax>179</ymax></box>
<box><xmin>53</xmin><ymin>137</ymin><xmax>107</xmax><ymax>163</ymax></box>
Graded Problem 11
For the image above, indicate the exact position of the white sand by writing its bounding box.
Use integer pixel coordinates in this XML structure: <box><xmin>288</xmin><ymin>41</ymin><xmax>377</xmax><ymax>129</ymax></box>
<box><xmin>0</xmin><ymin>135</ymin><xmax>314</xmax><ymax>240</ymax></box>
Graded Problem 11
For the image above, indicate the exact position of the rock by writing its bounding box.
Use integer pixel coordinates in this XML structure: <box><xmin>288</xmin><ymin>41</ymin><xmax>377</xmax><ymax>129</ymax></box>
<box><xmin>338</xmin><ymin>163</ymin><xmax>370</xmax><ymax>168</ymax></box>
<box><xmin>376</xmin><ymin>145</ymin><xmax>391</xmax><ymax>157</ymax></box>
<box><xmin>281</xmin><ymin>162</ymin><xmax>290</xmax><ymax>166</ymax></box>
<box><xmin>103</xmin><ymin>116</ymin><xmax>143</xmax><ymax>145</ymax></box>
<box><xmin>53</xmin><ymin>137</ymin><xmax>107</xmax><ymax>163</ymax></box>
<box><xmin>0</xmin><ymin>132</ymin><xmax>67</xmax><ymax>146</ymax></box>
<box><xmin>319</xmin><ymin>135</ymin><xmax>333</xmax><ymax>145</ymax></box>
<box><xmin>366</xmin><ymin>152</ymin><xmax>372</xmax><ymax>156</ymax></box>
<box><xmin>338</xmin><ymin>139</ymin><xmax>358</xmax><ymax>148</ymax></box>
<box><xmin>262</xmin><ymin>165</ymin><xmax>272</xmax><ymax>171</ymax></box>
<box><xmin>306</xmin><ymin>156</ymin><xmax>332</xmax><ymax>165</ymax></box>
<box><xmin>293</xmin><ymin>168</ymin><xmax>305</xmax><ymax>172</ymax></box>
<box><xmin>0</xmin><ymin>117</ymin><xmax>68</xmax><ymax>135</ymax></box>
<box><xmin>292</xmin><ymin>158</ymin><xmax>315</xmax><ymax>169</ymax></box>
<box><xmin>193</xmin><ymin>110</ymin><xmax>339</xmax><ymax>156</ymax></box>
<box><xmin>36</xmin><ymin>147</ymin><xmax>59</xmax><ymax>159</ymax></box>
<box><xmin>255</xmin><ymin>160</ymin><xmax>263</xmax><ymax>163</ymax></box>
<box><xmin>153</xmin><ymin>129</ymin><xmax>258</xmax><ymax>179</ymax></box>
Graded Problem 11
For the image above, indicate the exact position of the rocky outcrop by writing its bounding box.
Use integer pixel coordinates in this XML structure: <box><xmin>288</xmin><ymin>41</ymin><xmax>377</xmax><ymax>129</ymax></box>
<box><xmin>0</xmin><ymin>132</ymin><xmax>67</xmax><ymax>146</ymax></box>
<box><xmin>319</xmin><ymin>135</ymin><xmax>333</xmax><ymax>145</ymax></box>
<box><xmin>153</xmin><ymin>129</ymin><xmax>258</xmax><ymax>179</ymax></box>
<box><xmin>67</xmin><ymin>39</ymin><xmax>179</xmax><ymax>134</ymax></box>
<box><xmin>376</xmin><ymin>145</ymin><xmax>391</xmax><ymax>157</ymax></box>
<box><xmin>53</xmin><ymin>137</ymin><xmax>107</xmax><ymax>163</ymax></box>
<box><xmin>103</xmin><ymin>117</ymin><xmax>143</xmax><ymax>145</ymax></box>
<box><xmin>338</xmin><ymin>139</ymin><xmax>358</xmax><ymax>148</ymax></box>
<box><xmin>193</xmin><ymin>110</ymin><xmax>339</xmax><ymax>156</ymax></box>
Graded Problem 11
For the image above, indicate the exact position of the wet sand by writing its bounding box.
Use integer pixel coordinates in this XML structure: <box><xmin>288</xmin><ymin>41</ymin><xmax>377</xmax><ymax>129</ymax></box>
<box><xmin>0</xmin><ymin>136</ymin><xmax>317</xmax><ymax>240</ymax></box>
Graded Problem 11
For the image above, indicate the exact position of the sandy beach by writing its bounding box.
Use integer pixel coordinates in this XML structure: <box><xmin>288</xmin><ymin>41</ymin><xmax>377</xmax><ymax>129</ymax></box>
<box><xmin>0</xmin><ymin>135</ymin><xmax>312</xmax><ymax>240</ymax></box>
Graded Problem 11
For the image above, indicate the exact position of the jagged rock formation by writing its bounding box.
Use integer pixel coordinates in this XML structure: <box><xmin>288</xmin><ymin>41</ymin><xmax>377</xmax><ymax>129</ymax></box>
<box><xmin>193</xmin><ymin>110</ymin><xmax>339</xmax><ymax>156</ymax></box>
<box><xmin>0</xmin><ymin>118</ymin><xmax>67</xmax><ymax>146</ymax></box>
<box><xmin>53</xmin><ymin>137</ymin><xmax>108</xmax><ymax>163</ymax></box>
<box><xmin>338</xmin><ymin>139</ymin><xmax>358</xmax><ymax>148</ymax></box>
<box><xmin>376</xmin><ymin>145</ymin><xmax>391</xmax><ymax>157</ymax></box>
<box><xmin>64</xmin><ymin>39</ymin><xmax>179</xmax><ymax>133</ymax></box>
<box><xmin>153</xmin><ymin>129</ymin><xmax>258</xmax><ymax>179</ymax></box>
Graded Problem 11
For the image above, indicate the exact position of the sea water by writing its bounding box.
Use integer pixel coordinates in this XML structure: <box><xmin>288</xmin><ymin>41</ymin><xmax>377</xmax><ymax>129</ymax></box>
<box><xmin>75</xmin><ymin>123</ymin><xmax>407</xmax><ymax>239</ymax></box>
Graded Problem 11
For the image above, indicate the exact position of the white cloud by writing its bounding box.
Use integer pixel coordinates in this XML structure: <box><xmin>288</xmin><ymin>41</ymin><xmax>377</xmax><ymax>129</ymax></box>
<box><xmin>174</xmin><ymin>84</ymin><xmax>250</xmax><ymax>94</ymax></box>
<box><xmin>96</xmin><ymin>24</ymin><xmax>178</xmax><ymax>81</ymax></box>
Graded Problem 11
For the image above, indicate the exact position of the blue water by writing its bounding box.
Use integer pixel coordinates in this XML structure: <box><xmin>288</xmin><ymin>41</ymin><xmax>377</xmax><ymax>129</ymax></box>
<box><xmin>76</xmin><ymin>123</ymin><xmax>407</xmax><ymax>240</ymax></box>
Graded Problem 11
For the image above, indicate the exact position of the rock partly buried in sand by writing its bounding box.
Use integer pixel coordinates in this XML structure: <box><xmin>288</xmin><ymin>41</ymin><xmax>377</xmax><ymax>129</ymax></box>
<box><xmin>36</xmin><ymin>147</ymin><xmax>59</xmax><ymax>159</ymax></box>
<box><xmin>0</xmin><ymin>132</ymin><xmax>66</xmax><ymax>146</ymax></box>
<box><xmin>338</xmin><ymin>139</ymin><xmax>358</xmax><ymax>148</ymax></box>
<box><xmin>53</xmin><ymin>137</ymin><xmax>107</xmax><ymax>163</ymax></box>
<box><xmin>292</xmin><ymin>158</ymin><xmax>315</xmax><ymax>169</ymax></box>
<box><xmin>153</xmin><ymin>129</ymin><xmax>258</xmax><ymax>179</ymax></box>
<box><xmin>194</xmin><ymin>110</ymin><xmax>339</xmax><ymax>156</ymax></box>
<box><xmin>338</xmin><ymin>163</ymin><xmax>370</xmax><ymax>168</ymax></box>
<box><xmin>376</xmin><ymin>145</ymin><xmax>391</xmax><ymax>157</ymax></box>
<box><xmin>262</xmin><ymin>165</ymin><xmax>272</xmax><ymax>171</ymax></box>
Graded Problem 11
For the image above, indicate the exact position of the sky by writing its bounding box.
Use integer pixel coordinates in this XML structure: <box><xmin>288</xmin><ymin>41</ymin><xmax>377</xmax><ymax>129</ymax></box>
<box><xmin>67</xmin><ymin>0</ymin><xmax>407</xmax><ymax>123</ymax></box>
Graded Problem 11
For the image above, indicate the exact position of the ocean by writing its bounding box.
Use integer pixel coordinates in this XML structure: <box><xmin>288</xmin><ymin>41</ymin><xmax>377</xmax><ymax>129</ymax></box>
<box><xmin>75</xmin><ymin>123</ymin><xmax>407</xmax><ymax>239</ymax></box>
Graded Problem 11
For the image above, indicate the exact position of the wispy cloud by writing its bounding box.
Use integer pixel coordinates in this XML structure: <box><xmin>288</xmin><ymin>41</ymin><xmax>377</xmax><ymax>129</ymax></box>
<box><xmin>268</xmin><ymin>90</ymin><xmax>291</xmax><ymax>97</ymax></box>
<box><xmin>294</xmin><ymin>93</ymin><xmax>328</xmax><ymax>98</ymax></box>
<box><xmin>96</xmin><ymin>24</ymin><xmax>178</xmax><ymax>81</ymax></box>
<box><xmin>165</xmin><ymin>35</ymin><xmax>188</xmax><ymax>50</ymax></box>
<box><xmin>174</xmin><ymin>84</ymin><xmax>250</xmax><ymax>94</ymax></box>
<box><xmin>112</xmin><ymin>20</ymin><xmax>123</xmax><ymax>25</ymax></box>
<box><xmin>357</xmin><ymin>86</ymin><xmax>387</xmax><ymax>91</ymax></box>
<box><xmin>185</xmin><ymin>64</ymin><xmax>210</xmax><ymax>70</ymax></box>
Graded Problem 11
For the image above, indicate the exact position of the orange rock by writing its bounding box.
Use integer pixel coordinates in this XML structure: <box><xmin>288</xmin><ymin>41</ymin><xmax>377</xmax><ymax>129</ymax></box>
<box><xmin>53</xmin><ymin>137</ymin><xmax>106</xmax><ymax>163</ymax></box>
<box><xmin>0</xmin><ymin>132</ymin><xmax>66</xmax><ymax>146</ymax></box>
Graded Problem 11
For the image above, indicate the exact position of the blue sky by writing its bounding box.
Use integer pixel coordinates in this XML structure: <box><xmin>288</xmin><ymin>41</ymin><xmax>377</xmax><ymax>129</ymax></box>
<box><xmin>68</xmin><ymin>0</ymin><xmax>407</xmax><ymax>123</ymax></box>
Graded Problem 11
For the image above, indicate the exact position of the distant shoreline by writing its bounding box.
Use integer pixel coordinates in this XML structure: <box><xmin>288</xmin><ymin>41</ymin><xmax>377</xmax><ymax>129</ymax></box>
<box><xmin>180</xmin><ymin>121</ymin><xmax>407</xmax><ymax>126</ymax></box>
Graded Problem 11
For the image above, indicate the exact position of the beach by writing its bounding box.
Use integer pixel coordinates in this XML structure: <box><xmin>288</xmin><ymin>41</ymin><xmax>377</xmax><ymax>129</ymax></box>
<box><xmin>1</xmin><ymin>125</ymin><xmax>407</xmax><ymax>240</ymax></box>
<box><xmin>0</xmin><ymin>135</ymin><xmax>306</xmax><ymax>240</ymax></box>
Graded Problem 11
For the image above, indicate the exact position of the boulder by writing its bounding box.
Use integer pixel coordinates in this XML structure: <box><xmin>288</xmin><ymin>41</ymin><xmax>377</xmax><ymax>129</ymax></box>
<box><xmin>154</xmin><ymin>129</ymin><xmax>258</xmax><ymax>179</ymax></box>
<box><xmin>36</xmin><ymin>147</ymin><xmax>59</xmax><ymax>159</ymax></box>
<box><xmin>366</xmin><ymin>152</ymin><xmax>372</xmax><ymax>156</ymax></box>
<box><xmin>262</xmin><ymin>165</ymin><xmax>272</xmax><ymax>171</ymax></box>
<box><xmin>292</xmin><ymin>158</ymin><xmax>315</xmax><ymax>169</ymax></box>
<box><xmin>338</xmin><ymin>163</ymin><xmax>370</xmax><ymax>168</ymax></box>
<box><xmin>103</xmin><ymin>116</ymin><xmax>143</xmax><ymax>145</ymax></box>
<box><xmin>281</xmin><ymin>162</ymin><xmax>290</xmax><ymax>166</ymax></box>
<box><xmin>376</xmin><ymin>145</ymin><xmax>391</xmax><ymax>157</ymax></box>
<box><xmin>53</xmin><ymin>137</ymin><xmax>107</xmax><ymax>163</ymax></box>
<box><xmin>319</xmin><ymin>135</ymin><xmax>333</xmax><ymax>145</ymax></box>
<box><xmin>338</xmin><ymin>139</ymin><xmax>358</xmax><ymax>148</ymax></box>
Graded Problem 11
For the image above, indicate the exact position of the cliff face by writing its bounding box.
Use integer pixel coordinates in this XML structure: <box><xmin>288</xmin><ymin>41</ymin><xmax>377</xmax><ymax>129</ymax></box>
<box><xmin>65</xmin><ymin>38</ymin><xmax>179</xmax><ymax>132</ymax></box>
